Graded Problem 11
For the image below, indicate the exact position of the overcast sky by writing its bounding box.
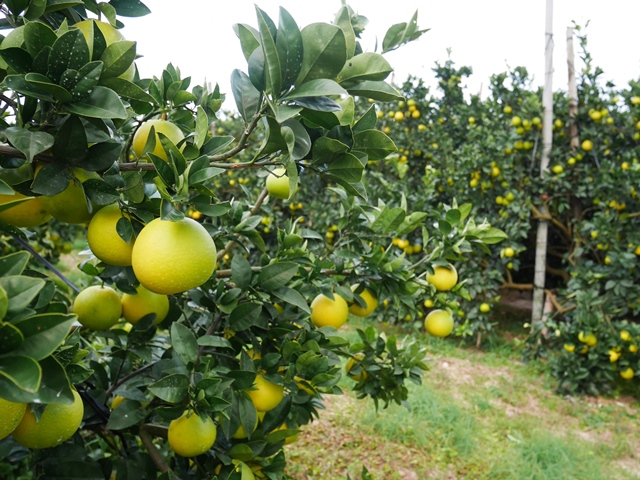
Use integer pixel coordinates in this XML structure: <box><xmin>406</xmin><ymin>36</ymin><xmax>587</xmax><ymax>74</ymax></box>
<box><xmin>120</xmin><ymin>1</ymin><xmax>640</xmax><ymax>109</ymax></box>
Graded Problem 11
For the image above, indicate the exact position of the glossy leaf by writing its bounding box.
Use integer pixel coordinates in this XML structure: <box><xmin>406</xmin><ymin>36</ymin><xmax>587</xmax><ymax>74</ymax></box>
<box><xmin>276</xmin><ymin>7</ymin><xmax>303</xmax><ymax>88</ymax></box>
<box><xmin>147</xmin><ymin>373</ymin><xmax>189</xmax><ymax>403</ymax></box>
<box><xmin>272</xmin><ymin>287</ymin><xmax>310</xmax><ymax>313</ymax></box>
<box><xmin>229</xmin><ymin>303</ymin><xmax>262</xmax><ymax>332</ymax></box>
<box><xmin>256</xmin><ymin>6</ymin><xmax>282</xmax><ymax>97</ymax></box>
<box><xmin>281</xmin><ymin>78</ymin><xmax>347</xmax><ymax>100</ymax></box>
<box><xmin>84</xmin><ymin>141</ymin><xmax>123</xmax><ymax>171</ymax></box>
<box><xmin>0</xmin><ymin>321</ymin><xmax>24</xmax><ymax>354</ymax></box>
<box><xmin>30</xmin><ymin>162</ymin><xmax>69</xmax><ymax>196</ymax></box>
<box><xmin>83</xmin><ymin>178</ymin><xmax>119</xmax><ymax>205</ymax></box>
<box><xmin>65</xmin><ymin>86</ymin><xmax>127</xmax><ymax>119</ymax></box>
<box><xmin>346</xmin><ymin>80</ymin><xmax>403</xmax><ymax>102</ymax></box>
<box><xmin>47</xmin><ymin>29</ymin><xmax>89</xmax><ymax>83</ymax></box>
<box><xmin>232</xmin><ymin>254</ymin><xmax>252</xmax><ymax>290</ymax></box>
<box><xmin>11</xmin><ymin>313</ymin><xmax>76</xmax><ymax>360</ymax></box>
<box><xmin>0</xmin><ymin>47</ymin><xmax>32</xmax><ymax>74</ymax></box>
<box><xmin>233</xmin><ymin>23</ymin><xmax>260</xmax><ymax>62</ymax></box>
<box><xmin>258</xmin><ymin>262</ymin><xmax>298</xmax><ymax>291</ymax></box>
<box><xmin>296</xmin><ymin>23</ymin><xmax>346</xmax><ymax>84</ymax></box>
<box><xmin>4</xmin><ymin>126</ymin><xmax>54</xmax><ymax>163</ymax></box>
<box><xmin>381</xmin><ymin>10</ymin><xmax>428</xmax><ymax>53</ymax></box>
<box><xmin>281</xmin><ymin>118</ymin><xmax>311</xmax><ymax>160</ymax></box>
<box><xmin>0</xmin><ymin>252</ymin><xmax>29</xmax><ymax>277</ymax></box>
<box><xmin>231</xmin><ymin>69</ymin><xmax>261</xmax><ymax>122</ymax></box>
<box><xmin>101</xmin><ymin>40</ymin><xmax>136</xmax><ymax>78</ymax></box>
<box><xmin>0</xmin><ymin>355</ymin><xmax>40</xmax><ymax>393</ymax></box>
<box><xmin>171</xmin><ymin>322</ymin><xmax>199</xmax><ymax>366</ymax></box>
<box><xmin>100</xmin><ymin>77</ymin><xmax>156</xmax><ymax>103</ymax></box>
<box><xmin>336</xmin><ymin>52</ymin><xmax>393</xmax><ymax>86</ymax></box>
<box><xmin>352</xmin><ymin>129</ymin><xmax>397</xmax><ymax>160</ymax></box>
<box><xmin>334</xmin><ymin>6</ymin><xmax>356</xmax><ymax>59</ymax></box>
<box><xmin>53</xmin><ymin>114</ymin><xmax>88</xmax><ymax>165</ymax></box>
<box><xmin>70</xmin><ymin>61</ymin><xmax>103</xmax><ymax>100</ymax></box>
<box><xmin>106</xmin><ymin>399</ymin><xmax>147</xmax><ymax>430</ymax></box>
<box><xmin>0</xmin><ymin>276</ymin><xmax>45</xmax><ymax>316</ymax></box>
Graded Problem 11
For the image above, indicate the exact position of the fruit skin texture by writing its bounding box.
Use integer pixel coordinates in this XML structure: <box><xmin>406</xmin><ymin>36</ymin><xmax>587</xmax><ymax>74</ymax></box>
<box><xmin>424</xmin><ymin>309</ymin><xmax>454</xmax><ymax>337</ymax></box>
<box><xmin>0</xmin><ymin>398</ymin><xmax>26</xmax><ymax>440</ymax></box>
<box><xmin>168</xmin><ymin>410</ymin><xmax>216</xmax><ymax>457</ymax></box>
<box><xmin>132</xmin><ymin>119</ymin><xmax>185</xmax><ymax>161</ymax></box>
<box><xmin>74</xmin><ymin>20</ymin><xmax>135</xmax><ymax>81</ymax></box>
<box><xmin>121</xmin><ymin>284</ymin><xmax>170</xmax><ymax>325</ymax></box>
<box><xmin>265</xmin><ymin>167</ymin><xmax>290</xmax><ymax>199</ymax></box>
<box><xmin>426</xmin><ymin>265</ymin><xmax>458</xmax><ymax>291</ymax></box>
<box><xmin>248</xmin><ymin>374</ymin><xmax>284</xmax><ymax>412</ymax></box>
<box><xmin>0</xmin><ymin>192</ymin><xmax>51</xmax><ymax>227</ymax></box>
<box><xmin>131</xmin><ymin>217</ymin><xmax>216</xmax><ymax>295</ymax></box>
<box><xmin>87</xmin><ymin>203</ymin><xmax>134</xmax><ymax>266</ymax></box>
<box><xmin>12</xmin><ymin>389</ymin><xmax>84</xmax><ymax>449</ymax></box>
<box><xmin>310</xmin><ymin>293</ymin><xmax>349</xmax><ymax>329</ymax></box>
<box><xmin>349</xmin><ymin>285</ymin><xmax>378</xmax><ymax>317</ymax></box>
<box><xmin>73</xmin><ymin>285</ymin><xmax>122</xmax><ymax>330</ymax></box>
<box><xmin>39</xmin><ymin>168</ymin><xmax>101</xmax><ymax>224</ymax></box>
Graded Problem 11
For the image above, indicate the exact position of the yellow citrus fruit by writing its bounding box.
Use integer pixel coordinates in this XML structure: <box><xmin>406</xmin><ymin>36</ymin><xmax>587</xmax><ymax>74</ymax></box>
<box><xmin>511</xmin><ymin>116</ymin><xmax>522</xmax><ymax>127</ymax></box>
<box><xmin>121</xmin><ymin>284</ymin><xmax>170</xmax><ymax>326</ymax></box>
<box><xmin>423</xmin><ymin>298</ymin><xmax>434</xmax><ymax>308</ymax></box>
<box><xmin>349</xmin><ymin>285</ymin><xmax>378</xmax><ymax>317</ymax></box>
<box><xmin>620</xmin><ymin>330</ymin><xmax>631</xmax><ymax>342</ymax></box>
<box><xmin>0</xmin><ymin>398</ymin><xmax>26</xmax><ymax>440</ymax></box>
<box><xmin>132</xmin><ymin>119</ymin><xmax>184</xmax><ymax>161</ymax></box>
<box><xmin>504</xmin><ymin>247</ymin><xmax>516</xmax><ymax>258</ymax></box>
<box><xmin>265</xmin><ymin>167</ymin><xmax>290</xmax><ymax>199</ymax></box>
<box><xmin>294</xmin><ymin>375</ymin><xmax>315</xmax><ymax>395</ymax></box>
<box><xmin>168</xmin><ymin>410</ymin><xmax>216</xmax><ymax>457</ymax></box>
<box><xmin>231</xmin><ymin>411</ymin><xmax>264</xmax><ymax>439</ymax></box>
<box><xmin>131</xmin><ymin>217</ymin><xmax>216</xmax><ymax>295</ymax></box>
<box><xmin>0</xmin><ymin>192</ymin><xmax>51</xmax><ymax>227</ymax></box>
<box><xmin>503</xmin><ymin>106</ymin><xmax>512</xmax><ymax>114</ymax></box>
<box><xmin>394</xmin><ymin>111</ymin><xmax>405</xmax><ymax>121</ymax></box>
<box><xmin>87</xmin><ymin>203</ymin><xmax>134</xmax><ymax>266</ymax></box>
<box><xmin>73</xmin><ymin>285</ymin><xmax>122</xmax><ymax>330</ymax></box>
<box><xmin>581</xmin><ymin>139</ymin><xmax>593</xmax><ymax>151</ymax></box>
<box><xmin>563</xmin><ymin>344</ymin><xmax>576</xmax><ymax>353</ymax></box>
<box><xmin>248</xmin><ymin>374</ymin><xmax>284</xmax><ymax>412</ymax></box>
<box><xmin>479</xmin><ymin>303</ymin><xmax>491</xmax><ymax>313</ymax></box>
<box><xmin>38</xmin><ymin>168</ymin><xmax>101</xmax><ymax>224</ymax></box>
<box><xmin>12</xmin><ymin>389</ymin><xmax>84</xmax><ymax>449</ymax></box>
<box><xmin>74</xmin><ymin>20</ymin><xmax>135</xmax><ymax>81</ymax></box>
<box><xmin>424</xmin><ymin>309</ymin><xmax>454</xmax><ymax>337</ymax></box>
<box><xmin>426</xmin><ymin>265</ymin><xmax>458</xmax><ymax>291</ymax></box>
<box><xmin>310</xmin><ymin>293</ymin><xmax>349</xmax><ymax>329</ymax></box>
<box><xmin>111</xmin><ymin>395</ymin><xmax>126</xmax><ymax>409</ymax></box>
<box><xmin>346</xmin><ymin>352</ymin><xmax>367</xmax><ymax>381</ymax></box>
<box><xmin>620</xmin><ymin>367</ymin><xmax>634</xmax><ymax>380</ymax></box>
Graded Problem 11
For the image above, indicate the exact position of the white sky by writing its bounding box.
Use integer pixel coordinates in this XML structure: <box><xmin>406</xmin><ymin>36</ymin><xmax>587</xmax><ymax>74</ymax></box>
<box><xmin>120</xmin><ymin>1</ymin><xmax>640</xmax><ymax>109</ymax></box>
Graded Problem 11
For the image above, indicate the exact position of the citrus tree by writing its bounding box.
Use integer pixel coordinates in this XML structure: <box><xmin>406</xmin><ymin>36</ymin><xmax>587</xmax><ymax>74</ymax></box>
<box><xmin>0</xmin><ymin>1</ymin><xmax>504</xmax><ymax>479</ymax></box>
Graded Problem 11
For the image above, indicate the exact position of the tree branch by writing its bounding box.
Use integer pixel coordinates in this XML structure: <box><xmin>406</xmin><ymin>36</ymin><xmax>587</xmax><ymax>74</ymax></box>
<box><xmin>139</xmin><ymin>424</ymin><xmax>177</xmax><ymax>477</ymax></box>
<box><xmin>105</xmin><ymin>363</ymin><xmax>155</xmax><ymax>398</ymax></box>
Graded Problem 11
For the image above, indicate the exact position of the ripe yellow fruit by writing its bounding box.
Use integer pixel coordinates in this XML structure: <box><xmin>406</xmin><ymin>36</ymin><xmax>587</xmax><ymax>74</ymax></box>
<box><xmin>551</xmin><ymin>165</ymin><xmax>563</xmax><ymax>174</ymax></box>
<box><xmin>394</xmin><ymin>111</ymin><xmax>404</xmax><ymax>121</ymax></box>
<box><xmin>87</xmin><ymin>203</ymin><xmax>134</xmax><ymax>266</ymax></box>
<box><xmin>630</xmin><ymin>345</ymin><xmax>638</xmax><ymax>353</ymax></box>
<box><xmin>503</xmin><ymin>106</ymin><xmax>512</xmax><ymax>114</ymax></box>
<box><xmin>232</xmin><ymin>411</ymin><xmax>265</xmax><ymax>439</ymax></box>
<box><xmin>0</xmin><ymin>192</ymin><xmax>51</xmax><ymax>227</ymax></box>
<box><xmin>349</xmin><ymin>285</ymin><xmax>378</xmax><ymax>317</ymax></box>
<box><xmin>265</xmin><ymin>167</ymin><xmax>290</xmax><ymax>199</ymax></box>
<box><xmin>578</xmin><ymin>331</ymin><xmax>597</xmax><ymax>347</ymax></box>
<box><xmin>132</xmin><ymin>119</ymin><xmax>185</xmax><ymax>161</ymax></box>
<box><xmin>346</xmin><ymin>352</ymin><xmax>367</xmax><ymax>381</ymax></box>
<box><xmin>111</xmin><ymin>395</ymin><xmax>126</xmax><ymax>409</ymax></box>
<box><xmin>168</xmin><ymin>410</ymin><xmax>216</xmax><ymax>457</ymax></box>
<box><xmin>620</xmin><ymin>330</ymin><xmax>631</xmax><ymax>342</ymax></box>
<box><xmin>563</xmin><ymin>344</ymin><xmax>576</xmax><ymax>353</ymax></box>
<box><xmin>581</xmin><ymin>139</ymin><xmax>593</xmax><ymax>151</ymax></box>
<box><xmin>248</xmin><ymin>374</ymin><xmax>284</xmax><ymax>412</ymax></box>
<box><xmin>479</xmin><ymin>303</ymin><xmax>491</xmax><ymax>313</ymax></box>
<box><xmin>74</xmin><ymin>285</ymin><xmax>122</xmax><ymax>330</ymax></box>
<box><xmin>12</xmin><ymin>389</ymin><xmax>84</xmax><ymax>449</ymax></box>
<box><xmin>511</xmin><ymin>116</ymin><xmax>522</xmax><ymax>127</ymax></box>
<box><xmin>423</xmin><ymin>298</ymin><xmax>434</xmax><ymax>308</ymax></box>
<box><xmin>620</xmin><ymin>367</ymin><xmax>634</xmax><ymax>380</ymax></box>
<box><xmin>424</xmin><ymin>309</ymin><xmax>454</xmax><ymax>337</ymax></box>
<box><xmin>131</xmin><ymin>217</ymin><xmax>216</xmax><ymax>295</ymax></box>
<box><xmin>504</xmin><ymin>247</ymin><xmax>515</xmax><ymax>258</ymax></box>
<box><xmin>426</xmin><ymin>265</ymin><xmax>458</xmax><ymax>291</ymax></box>
<box><xmin>121</xmin><ymin>284</ymin><xmax>170</xmax><ymax>326</ymax></box>
<box><xmin>609</xmin><ymin>350</ymin><xmax>621</xmax><ymax>363</ymax></box>
<box><xmin>310</xmin><ymin>293</ymin><xmax>349</xmax><ymax>329</ymax></box>
<box><xmin>39</xmin><ymin>168</ymin><xmax>101</xmax><ymax>224</ymax></box>
<box><xmin>0</xmin><ymin>398</ymin><xmax>26</xmax><ymax>440</ymax></box>
<box><xmin>74</xmin><ymin>20</ymin><xmax>135</xmax><ymax>81</ymax></box>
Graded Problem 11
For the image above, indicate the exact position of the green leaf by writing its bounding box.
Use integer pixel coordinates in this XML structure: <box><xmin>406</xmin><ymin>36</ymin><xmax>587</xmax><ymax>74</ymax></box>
<box><xmin>2</xmin><ymin>74</ymin><xmax>63</xmax><ymax>102</ymax></box>
<box><xmin>313</xmin><ymin>137</ymin><xmax>364</xmax><ymax>183</ymax></box>
<box><xmin>70</xmin><ymin>61</ymin><xmax>103</xmax><ymax>100</ymax></box>
<box><xmin>296</xmin><ymin>23</ymin><xmax>346</xmax><ymax>84</ymax></box>
<box><xmin>4</xmin><ymin>126</ymin><xmax>54</xmax><ymax>163</ymax></box>
<box><xmin>334</xmin><ymin>6</ymin><xmax>356</xmax><ymax>59</ymax></box>
<box><xmin>194</xmin><ymin>106</ymin><xmax>208</xmax><ymax>150</ymax></box>
<box><xmin>336</xmin><ymin>53</ymin><xmax>392</xmax><ymax>86</ymax></box>
<box><xmin>272</xmin><ymin>104</ymin><xmax>302</xmax><ymax>123</ymax></box>
<box><xmin>476</xmin><ymin>227</ymin><xmax>508</xmax><ymax>245</ymax></box>
<box><xmin>272</xmin><ymin>287</ymin><xmax>310</xmax><ymax>313</ymax></box>
<box><xmin>0</xmin><ymin>276</ymin><xmax>45</xmax><ymax>316</ymax></box>
<box><xmin>47</xmin><ymin>29</ymin><xmax>90</xmax><ymax>83</ymax></box>
<box><xmin>0</xmin><ymin>47</ymin><xmax>32</xmax><ymax>74</ymax></box>
<box><xmin>171</xmin><ymin>322</ymin><xmax>199</xmax><ymax>366</ymax></box>
<box><xmin>371</xmin><ymin>207</ymin><xmax>406</xmax><ymax>233</ymax></box>
<box><xmin>258</xmin><ymin>262</ymin><xmax>298</xmax><ymax>291</ymax></box>
<box><xmin>276</xmin><ymin>7</ymin><xmax>303</xmax><ymax>88</ymax></box>
<box><xmin>24</xmin><ymin>0</ymin><xmax>47</xmax><ymax>21</ymax></box>
<box><xmin>100</xmin><ymin>77</ymin><xmax>155</xmax><ymax>103</ymax></box>
<box><xmin>110</xmin><ymin>0</ymin><xmax>151</xmax><ymax>17</ymax></box>
<box><xmin>0</xmin><ymin>321</ymin><xmax>24</xmax><ymax>353</ymax></box>
<box><xmin>256</xmin><ymin>6</ymin><xmax>282</xmax><ymax>97</ymax></box>
<box><xmin>30</xmin><ymin>162</ymin><xmax>69</xmax><ymax>196</ymax></box>
<box><xmin>229</xmin><ymin>303</ymin><xmax>262</xmax><ymax>332</ymax></box>
<box><xmin>53</xmin><ymin>114</ymin><xmax>87</xmax><ymax>165</ymax></box>
<box><xmin>231</xmin><ymin>69</ymin><xmax>261</xmax><ymax>122</ymax></box>
<box><xmin>352</xmin><ymin>129</ymin><xmax>396</xmax><ymax>161</ymax></box>
<box><xmin>197</xmin><ymin>335</ymin><xmax>233</xmax><ymax>349</ymax></box>
<box><xmin>232</xmin><ymin>255</ymin><xmax>252</xmax><ymax>290</ymax></box>
<box><xmin>83</xmin><ymin>178</ymin><xmax>119</xmax><ymax>205</ymax></box>
<box><xmin>233</xmin><ymin>23</ymin><xmax>260</xmax><ymax>62</ymax></box>
<box><xmin>64</xmin><ymin>85</ymin><xmax>127</xmax><ymax>119</ymax></box>
<box><xmin>281</xmin><ymin>118</ymin><xmax>311</xmax><ymax>161</ymax></box>
<box><xmin>382</xmin><ymin>10</ymin><xmax>428</xmax><ymax>54</ymax></box>
<box><xmin>44</xmin><ymin>0</ymin><xmax>82</xmax><ymax>13</ymax></box>
<box><xmin>147</xmin><ymin>373</ymin><xmax>189</xmax><ymax>403</ymax></box>
<box><xmin>248</xmin><ymin>44</ymin><xmax>266</xmax><ymax>92</ymax></box>
<box><xmin>0</xmin><ymin>355</ymin><xmax>41</xmax><ymax>393</ymax></box>
<box><xmin>281</xmin><ymin>78</ymin><xmax>347</xmax><ymax>100</ymax></box>
<box><xmin>446</xmin><ymin>209</ymin><xmax>462</xmax><ymax>225</ymax></box>
<box><xmin>346</xmin><ymin>80</ymin><xmax>403</xmax><ymax>102</ymax></box>
<box><xmin>106</xmin><ymin>399</ymin><xmax>147</xmax><ymax>430</ymax></box>
<box><xmin>396</xmin><ymin>211</ymin><xmax>428</xmax><ymax>236</ymax></box>
<box><xmin>0</xmin><ymin>251</ymin><xmax>30</xmax><ymax>276</ymax></box>
<box><xmin>12</xmin><ymin>313</ymin><xmax>76</xmax><ymax>360</ymax></box>
<box><xmin>353</xmin><ymin>105</ymin><xmax>378</xmax><ymax>133</ymax></box>
<box><xmin>83</xmin><ymin>141</ymin><xmax>123</xmax><ymax>172</ymax></box>
<box><xmin>101</xmin><ymin>40</ymin><xmax>136</xmax><ymax>78</ymax></box>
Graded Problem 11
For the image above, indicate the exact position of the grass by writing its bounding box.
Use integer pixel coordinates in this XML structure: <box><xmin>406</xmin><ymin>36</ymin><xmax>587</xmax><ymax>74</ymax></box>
<box><xmin>286</xmin><ymin>318</ymin><xmax>640</xmax><ymax>479</ymax></box>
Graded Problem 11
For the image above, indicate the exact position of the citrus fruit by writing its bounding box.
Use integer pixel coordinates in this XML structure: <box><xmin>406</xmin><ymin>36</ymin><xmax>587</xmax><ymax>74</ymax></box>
<box><xmin>73</xmin><ymin>285</ymin><xmax>122</xmax><ymax>330</ymax></box>
<box><xmin>12</xmin><ymin>389</ymin><xmax>84</xmax><ymax>449</ymax></box>
<box><xmin>424</xmin><ymin>309</ymin><xmax>454</xmax><ymax>337</ymax></box>
<box><xmin>310</xmin><ymin>293</ymin><xmax>349</xmax><ymax>329</ymax></box>
<box><xmin>248</xmin><ymin>374</ymin><xmax>284</xmax><ymax>412</ymax></box>
<box><xmin>111</xmin><ymin>395</ymin><xmax>126</xmax><ymax>409</ymax></box>
<box><xmin>348</xmin><ymin>285</ymin><xmax>378</xmax><ymax>317</ymax></box>
<box><xmin>563</xmin><ymin>344</ymin><xmax>576</xmax><ymax>353</ymax></box>
<box><xmin>87</xmin><ymin>203</ymin><xmax>134</xmax><ymax>266</ymax></box>
<box><xmin>121</xmin><ymin>284</ymin><xmax>170</xmax><ymax>325</ymax></box>
<box><xmin>231</xmin><ymin>411</ymin><xmax>264</xmax><ymax>439</ymax></box>
<box><xmin>479</xmin><ymin>303</ymin><xmax>491</xmax><ymax>313</ymax></box>
<box><xmin>265</xmin><ymin>167</ymin><xmax>290</xmax><ymax>199</ymax></box>
<box><xmin>346</xmin><ymin>352</ymin><xmax>367</xmax><ymax>381</ymax></box>
<box><xmin>132</xmin><ymin>119</ymin><xmax>185</xmax><ymax>161</ymax></box>
<box><xmin>426</xmin><ymin>265</ymin><xmax>458</xmax><ymax>291</ymax></box>
<box><xmin>504</xmin><ymin>247</ymin><xmax>515</xmax><ymax>258</ymax></box>
<box><xmin>168</xmin><ymin>410</ymin><xmax>216</xmax><ymax>457</ymax></box>
<box><xmin>0</xmin><ymin>192</ymin><xmax>51</xmax><ymax>227</ymax></box>
<box><xmin>581</xmin><ymin>139</ymin><xmax>593</xmax><ymax>151</ymax></box>
<box><xmin>38</xmin><ymin>168</ymin><xmax>101</xmax><ymax>224</ymax></box>
<box><xmin>74</xmin><ymin>20</ymin><xmax>135</xmax><ymax>81</ymax></box>
<box><xmin>131</xmin><ymin>217</ymin><xmax>216</xmax><ymax>295</ymax></box>
<box><xmin>0</xmin><ymin>398</ymin><xmax>26</xmax><ymax>440</ymax></box>
<box><xmin>620</xmin><ymin>367</ymin><xmax>634</xmax><ymax>380</ymax></box>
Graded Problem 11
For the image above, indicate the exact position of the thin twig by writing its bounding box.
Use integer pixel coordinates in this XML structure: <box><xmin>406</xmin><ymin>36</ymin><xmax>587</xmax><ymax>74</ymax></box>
<box><xmin>105</xmin><ymin>363</ymin><xmax>155</xmax><ymax>398</ymax></box>
<box><xmin>139</xmin><ymin>424</ymin><xmax>176</xmax><ymax>477</ymax></box>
